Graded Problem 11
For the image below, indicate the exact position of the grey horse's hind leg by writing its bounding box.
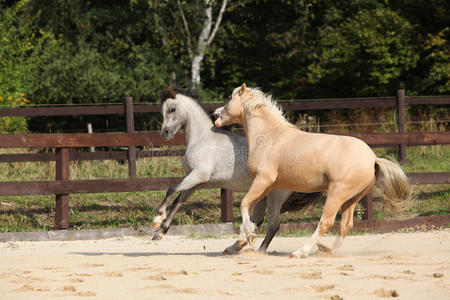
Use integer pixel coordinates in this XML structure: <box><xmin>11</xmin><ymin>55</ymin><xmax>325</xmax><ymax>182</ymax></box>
<box><xmin>251</xmin><ymin>198</ymin><xmax>267</xmax><ymax>227</ymax></box>
<box><xmin>152</xmin><ymin>188</ymin><xmax>196</xmax><ymax>240</ymax></box>
<box><xmin>258</xmin><ymin>190</ymin><xmax>292</xmax><ymax>252</ymax></box>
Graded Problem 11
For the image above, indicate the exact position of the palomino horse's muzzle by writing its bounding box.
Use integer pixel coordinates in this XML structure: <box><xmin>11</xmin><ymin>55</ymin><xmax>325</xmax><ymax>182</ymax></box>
<box><xmin>213</xmin><ymin>106</ymin><xmax>224</xmax><ymax>119</ymax></box>
<box><xmin>213</xmin><ymin>106</ymin><xmax>225</xmax><ymax>127</ymax></box>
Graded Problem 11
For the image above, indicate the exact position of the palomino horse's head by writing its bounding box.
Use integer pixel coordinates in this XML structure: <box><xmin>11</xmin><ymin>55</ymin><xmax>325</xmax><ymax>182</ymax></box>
<box><xmin>159</xmin><ymin>87</ymin><xmax>189</xmax><ymax>140</ymax></box>
<box><xmin>214</xmin><ymin>83</ymin><xmax>248</xmax><ymax>128</ymax></box>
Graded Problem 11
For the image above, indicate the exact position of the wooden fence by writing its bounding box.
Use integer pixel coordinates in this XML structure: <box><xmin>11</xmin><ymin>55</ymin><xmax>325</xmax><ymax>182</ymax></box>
<box><xmin>0</xmin><ymin>90</ymin><xmax>449</xmax><ymax>230</ymax></box>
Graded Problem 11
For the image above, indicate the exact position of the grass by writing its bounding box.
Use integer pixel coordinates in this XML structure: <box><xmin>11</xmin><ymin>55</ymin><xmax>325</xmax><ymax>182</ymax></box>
<box><xmin>0</xmin><ymin>144</ymin><xmax>448</xmax><ymax>233</ymax></box>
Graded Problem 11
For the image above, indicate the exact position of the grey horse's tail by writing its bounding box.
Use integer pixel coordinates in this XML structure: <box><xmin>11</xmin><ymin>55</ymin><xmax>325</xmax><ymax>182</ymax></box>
<box><xmin>375</xmin><ymin>157</ymin><xmax>415</xmax><ymax>219</ymax></box>
<box><xmin>280</xmin><ymin>192</ymin><xmax>324</xmax><ymax>213</ymax></box>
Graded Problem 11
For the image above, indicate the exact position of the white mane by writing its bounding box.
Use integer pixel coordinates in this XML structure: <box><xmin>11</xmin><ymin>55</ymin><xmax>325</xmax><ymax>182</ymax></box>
<box><xmin>234</xmin><ymin>86</ymin><xmax>287</xmax><ymax>123</ymax></box>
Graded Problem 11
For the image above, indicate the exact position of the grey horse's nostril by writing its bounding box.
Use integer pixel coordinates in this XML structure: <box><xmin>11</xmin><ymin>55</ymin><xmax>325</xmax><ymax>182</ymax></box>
<box><xmin>162</xmin><ymin>128</ymin><xmax>169</xmax><ymax>137</ymax></box>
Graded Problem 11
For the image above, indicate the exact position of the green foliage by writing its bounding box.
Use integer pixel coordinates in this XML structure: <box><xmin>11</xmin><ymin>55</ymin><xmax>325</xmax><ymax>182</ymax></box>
<box><xmin>0</xmin><ymin>0</ymin><xmax>448</xmax><ymax>118</ymax></box>
<box><xmin>26</xmin><ymin>0</ymin><xmax>178</xmax><ymax>104</ymax></box>
<box><xmin>307</xmin><ymin>7</ymin><xmax>419</xmax><ymax>97</ymax></box>
<box><xmin>0</xmin><ymin>0</ymin><xmax>39</xmax><ymax>132</ymax></box>
<box><xmin>34</xmin><ymin>40</ymin><xmax>175</xmax><ymax>104</ymax></box>
<box><xmin>421</xmin><ymin>28</ymin><xmax>450</xmax><ymax>94</ymax></box>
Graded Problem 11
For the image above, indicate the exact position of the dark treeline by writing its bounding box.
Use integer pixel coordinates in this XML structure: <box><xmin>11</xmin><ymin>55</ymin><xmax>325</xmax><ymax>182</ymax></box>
<box><xmin>0</xmin><ymin>0</ymin><xmax>448</xmax><ymax>132</ymax></box>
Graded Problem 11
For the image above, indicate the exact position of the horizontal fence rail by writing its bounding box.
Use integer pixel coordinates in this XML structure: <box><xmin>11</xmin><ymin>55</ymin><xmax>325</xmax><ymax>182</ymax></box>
<box><xmin>0</xmin><ymin>90</ymin><xmax>449</xmax><ymax>231</ymax></box>
<box><xmin>0</xmin><ymin>173</ymin><xmax>448</xmax><ymax>197</ymax></box>
<box><xmin>0</xmin><ymin>131</ymin><xmax>449</xmax><ymax>149</ymax></box>
<box><xmin>1</xmin><ymin>96</ymin><xmax>449</xmax><ymax>117</ymax></box>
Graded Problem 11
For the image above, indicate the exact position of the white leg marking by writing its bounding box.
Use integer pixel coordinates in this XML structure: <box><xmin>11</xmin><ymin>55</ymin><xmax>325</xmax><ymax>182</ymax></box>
<box><xmin>152</xmin><ymin>213</ymin><xmax>166</xmax><ymax>228</ymax></box>
<box><xmin>291</xmin><ymin>223</ymin><xmax>322</xmax><ymax>258</ymax></box>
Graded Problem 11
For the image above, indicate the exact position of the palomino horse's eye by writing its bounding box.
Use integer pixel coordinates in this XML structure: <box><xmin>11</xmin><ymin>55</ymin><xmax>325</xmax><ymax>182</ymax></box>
<box><xmin>169</xmin><ymin>107</ymin><xmax>176</xmax><ymax>113</ymax></box>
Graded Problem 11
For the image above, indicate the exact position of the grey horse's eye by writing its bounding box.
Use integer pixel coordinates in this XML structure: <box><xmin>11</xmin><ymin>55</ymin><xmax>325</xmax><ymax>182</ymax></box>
<box><xmin>169</xmin><ymin>107</ymin><xmax>176</xmax><ymax>113</ymax></box>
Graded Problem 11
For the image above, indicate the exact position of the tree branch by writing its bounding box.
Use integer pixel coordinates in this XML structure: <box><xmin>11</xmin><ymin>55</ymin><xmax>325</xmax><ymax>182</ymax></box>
<box><xmin>207</xmin><ymin>0</ymin><xmax>227</xmax><ymax>46</ymax></box>
<box><xmin>177</xmin><ymin>0</ymin><xmax>193</xmax><ymax>60</ymax></box>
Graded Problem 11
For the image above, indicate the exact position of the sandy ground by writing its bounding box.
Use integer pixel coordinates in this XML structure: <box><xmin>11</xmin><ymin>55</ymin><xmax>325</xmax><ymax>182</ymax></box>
<box><xmin>0</xmin><ymin>230</ymin><xmax>449</xmax><ymax>300</ymax></box>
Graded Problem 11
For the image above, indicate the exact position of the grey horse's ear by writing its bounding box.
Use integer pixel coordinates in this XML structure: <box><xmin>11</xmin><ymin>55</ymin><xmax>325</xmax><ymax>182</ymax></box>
<box><xmin>159</xmin><ymin>86</ymin><xmax>177</xmax><ymax>103</ymax></box>
<box><xmin>239</xmin><ymin>83</ymin><xmax>247</xmax><ymax>95</ymax></box>
<box><xmin>168</xmin><ymin>86</ymin><xmax>177</xmax><ymax>99</ymax></box>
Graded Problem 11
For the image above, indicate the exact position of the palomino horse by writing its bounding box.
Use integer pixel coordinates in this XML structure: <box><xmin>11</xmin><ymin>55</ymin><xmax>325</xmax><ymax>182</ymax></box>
<box><xmin>152</xmin><ymin>87</ymin><xmax>322</xmax><ymax>252</ymax></box>
<box><xmin>214</xmin><ymin>83</ymin><xmax>413</xmax><ymax>257</ymax></box>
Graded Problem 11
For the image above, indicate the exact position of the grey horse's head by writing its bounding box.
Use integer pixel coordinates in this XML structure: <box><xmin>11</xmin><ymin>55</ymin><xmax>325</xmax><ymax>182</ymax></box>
<box><xmin>159</xmin><ymin>87</ymin><xmax>190</xmax><ymax>140</ymax></box>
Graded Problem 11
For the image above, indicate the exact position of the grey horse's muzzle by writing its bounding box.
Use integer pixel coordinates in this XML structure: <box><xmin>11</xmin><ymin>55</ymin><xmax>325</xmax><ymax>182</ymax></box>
<box><xmin>161</xmin><ymin>126</ymin><xmax>174</xmax><ymax>140</ymax></box>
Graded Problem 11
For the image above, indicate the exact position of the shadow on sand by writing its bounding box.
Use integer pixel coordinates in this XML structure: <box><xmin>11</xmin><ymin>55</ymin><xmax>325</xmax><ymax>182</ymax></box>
<box><xmin>69</xmin><ymin>249</ymin><xmax>293</xmax><ymax>258</ymax></box>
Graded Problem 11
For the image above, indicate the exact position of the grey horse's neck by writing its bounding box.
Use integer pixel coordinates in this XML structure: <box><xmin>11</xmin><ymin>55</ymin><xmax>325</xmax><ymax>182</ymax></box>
<box><xmin>181</xmin><ymin>95</ymin><xmax>214</xmax><ymax>146</ymax></box>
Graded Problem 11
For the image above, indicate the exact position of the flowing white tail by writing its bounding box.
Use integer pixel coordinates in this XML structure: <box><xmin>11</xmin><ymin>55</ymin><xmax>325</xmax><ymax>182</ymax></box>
<box><xmin>375</xmin><ymin>158</ymin><xmax>414</xmax><ymax>219</ymax></box>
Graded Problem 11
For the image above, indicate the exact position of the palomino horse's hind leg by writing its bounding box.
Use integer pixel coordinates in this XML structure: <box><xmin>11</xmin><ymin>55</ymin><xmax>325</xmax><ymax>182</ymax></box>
<box><xmin>152</xmin><ymin>188</ymin><xmax>196</xmax><ymax>240</ymax></box>
<box><xmin>316</xmin><ymin>200</ymin><xmax>358</xmax><ymax>253</ymax></box>
<box><xmin>290</xmin><ymin>183</ymin><xmax>353</xmax><ymax>258</ymax></box>
<box><xmin>325</xmin><ymin>180</ymin><xmax>376</xmax><ymax>252</ymax></box>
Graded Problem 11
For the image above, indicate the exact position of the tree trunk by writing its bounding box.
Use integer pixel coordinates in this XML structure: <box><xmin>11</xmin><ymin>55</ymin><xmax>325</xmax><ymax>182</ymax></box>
<box><xmin>190</xmin><ymin>0</ymin><xmax>213</xmax><ymax>92</ymax></box>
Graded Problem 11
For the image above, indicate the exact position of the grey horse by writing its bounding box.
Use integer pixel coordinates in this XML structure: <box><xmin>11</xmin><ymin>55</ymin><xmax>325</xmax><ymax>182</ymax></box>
<box><xmin>152</xmin><ymin>87</ymin><xmax>322</xmax><ymax>253</ymax></box>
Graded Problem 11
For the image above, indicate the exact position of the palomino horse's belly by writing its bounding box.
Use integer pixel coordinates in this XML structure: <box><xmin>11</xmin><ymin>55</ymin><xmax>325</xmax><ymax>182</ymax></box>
<box><xmin>274</xmin><ymin>172</ymin><xmax>328</xmax><ymax>193</ymax></box>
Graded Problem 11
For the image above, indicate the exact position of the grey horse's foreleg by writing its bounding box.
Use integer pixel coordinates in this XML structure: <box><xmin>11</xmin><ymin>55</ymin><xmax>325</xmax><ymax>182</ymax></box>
<box><xmin>152</xmin><ymin>170</ymin><xmax>210</xmax><ymax>233</ymax></box>
<box><xmin>251</xmin><ymin>198</ymin><xmax>267</xmax><ymax>227</ymax></box>
<box><xmin>152</xmin><ymin>186</ymin><xmax>178</xmax><ymax>228</ymax></box>
<box><xmin>258</xmin><ymin>190</ymin><xmax>292</xmax><ymax>252</ymax></box>
<box><xmin>152</xmin><ymin>188</ymin><xmax>196</xmax><ymax>240</ymax></box>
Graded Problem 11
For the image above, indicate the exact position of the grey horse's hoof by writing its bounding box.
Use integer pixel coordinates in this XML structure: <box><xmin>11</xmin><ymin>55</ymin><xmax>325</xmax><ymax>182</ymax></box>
<box><xmin>152</xmin><ymin>233</ymin><xmax>164</xmax><ymax>240</ymax></box>
<box><xmin>247</xmin><ymin>233</ymin><xmax>257</xmax><ymax>246</ymax></box>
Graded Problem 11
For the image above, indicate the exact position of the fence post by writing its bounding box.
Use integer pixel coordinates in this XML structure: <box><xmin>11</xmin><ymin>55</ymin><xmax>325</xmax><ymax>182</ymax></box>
<box><xmin>396</xmin><ymin>89</ymin><xmax>407</xmax><ymax>165</ymax></box>
<box><xmin>87</xmin><ymin>123</ymin><xmax>95</xmax><ymax>152</ymax></box>
<box><xmin>361</xmin><ymin>192</ymin><xmax>374</xmax><ymax>221</ymax></box>
<box><xmin>125</xmin><ymin>97</ymin><xmax>137</xmax><ymax>178</ymax></box>
<box><xmin>220</xmin><ymin>189</ymin><xmax>233</xmax><ymax>223</ymax></box>
<box><xmin>55</xmin><ymin>147</ymin><xmax>70</xmax><ymax>229</ymax></box>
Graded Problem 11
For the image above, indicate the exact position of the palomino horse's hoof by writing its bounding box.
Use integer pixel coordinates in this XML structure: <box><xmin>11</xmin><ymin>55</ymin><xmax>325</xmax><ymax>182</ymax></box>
<box><xmin>152</xmin><ymin>233</ymin><xmax>164</xmax><ymax>240</ymax></box>
<box><xmin>289</xmin><ymin>252</ymin><xmax>308</xmax><ymax>259</ymax></box>
<box><xmin>247</xmin><ymin>233</ymin><xmax>257</xmax><ymax>246</ymax></box>
<box><xmin>317</xmin><ymin>243</ymin><xmax>333</xmax><ymax>253</ymax></box>
<box><xmin>223</xmin><ymin>241</ymin><xmax>242</xmax><ymax>255</ymax></box>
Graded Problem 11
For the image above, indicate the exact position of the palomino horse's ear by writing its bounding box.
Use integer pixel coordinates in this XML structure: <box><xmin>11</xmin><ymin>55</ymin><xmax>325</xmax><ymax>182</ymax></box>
<box><xmin>239</xmin><ymin>83</ymin><xmax>247</xmax><ymax>95</ymax></box>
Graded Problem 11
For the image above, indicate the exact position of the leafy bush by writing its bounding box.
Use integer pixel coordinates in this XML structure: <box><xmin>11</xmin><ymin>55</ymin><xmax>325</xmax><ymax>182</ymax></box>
<box><xmin>307</xmin><ymin>7</ymin><xmax>419</xmax><ymax>97</ymax></box>
<box><xmin>0</xmin><ymin>0</ymin><xmax>43</xmax><ymax>133</ymax></box>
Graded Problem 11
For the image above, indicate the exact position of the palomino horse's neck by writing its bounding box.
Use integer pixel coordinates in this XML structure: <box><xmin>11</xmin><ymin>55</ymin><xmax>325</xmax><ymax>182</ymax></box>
<box><xmin>243</xmin><ymin>106</ymin><xmax>291</xmax><ymax>151</ymax></box>
<box><xmin>183</xmin><ymin>98</ymin><xmax>214</xmax><ymax>146</ymax></box>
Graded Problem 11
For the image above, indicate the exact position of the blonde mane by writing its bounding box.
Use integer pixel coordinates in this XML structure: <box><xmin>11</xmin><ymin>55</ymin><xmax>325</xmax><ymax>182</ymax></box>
<box><xmin>235</xmin><ymin>87</ymin><xmax>288</xmax><ymax>123</ymax></box>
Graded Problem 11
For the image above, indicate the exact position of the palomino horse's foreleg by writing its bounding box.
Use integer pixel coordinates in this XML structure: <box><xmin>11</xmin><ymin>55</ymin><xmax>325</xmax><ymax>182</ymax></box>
<box><xmin>258</xmin><ymin>190</ymin><xmax>291</xmax><ymax>252</ymax></box>
<box><xmin>241</xmin><ymin>175</ymin><xmax>275</xmax><ymax>245</ymax></box>
<box><xmin>152</xmin><ymin>170</ymin><xmax>209</xmax><ymax>230</ymax></box>
<box><xmin>223</xmin><ymin>175</ymin><xmax>274</xmax><ymax>255</ymax></box>
<box><xmin>152</xmin><ymin>189</ymin><xmax>196</xmax><ymax>240</ymax></box>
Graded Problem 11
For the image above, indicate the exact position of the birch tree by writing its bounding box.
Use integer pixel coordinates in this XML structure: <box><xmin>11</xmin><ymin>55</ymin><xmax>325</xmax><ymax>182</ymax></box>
<box><xmin>177</xmin><ymin>0</ymin><xmax>227</xmax><ymax>92</ymax></box>
<box><xmin>139</xmin><ymin>0</ymin><xmax>228</xmax><ymax>93</ymax></box>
